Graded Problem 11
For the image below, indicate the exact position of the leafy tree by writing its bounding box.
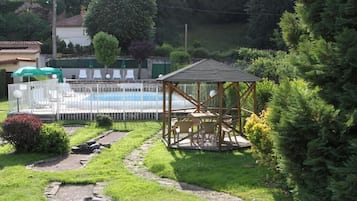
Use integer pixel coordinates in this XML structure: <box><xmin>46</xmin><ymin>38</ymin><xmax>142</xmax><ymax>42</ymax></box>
<box><xmin>128</xmin><ymin>40</ymin><xmax>155</xmax><ymax>79</ymax></box>
<box><xmin>246</xmin><ymin>51</ymin><xmax>297</xmax><ymax>82</ymax></box>
<box><xmin>245</xmin><ymin>0</ymin><xmax>294</xmax><ymax>49</ymax></box>
<box><xmin>0</xmin><ymin>12</ymin><xmax>50</xmax><ymax>41</ymax></box>
<box><xmin>85</xmin><ymin>0</ymin><xmax>156</xmax><ymax>51</ymax></box>
<box><xmin>93</xmin><ymin>32</ymin><xmax>120</xmax><ymax>74</ymax></box>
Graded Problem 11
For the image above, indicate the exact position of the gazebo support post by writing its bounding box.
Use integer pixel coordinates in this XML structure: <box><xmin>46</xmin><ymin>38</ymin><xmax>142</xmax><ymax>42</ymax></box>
<box><xmin>162</xmin><ymin>81</ymin><xmax>167</xmax><ymax>142</ymax></box>
<box><xmin>236</xmin><ymin>82</ymin><xmax>242</xmax><ymax>134</ymax></box>
<box><xmin>197</xmin><ymin>82</ymin><xmax>201</xmax><ymax>112</ymax></box>
<box><xmin>253</xmin><ymin>82</ymin><xmax>257</xmax><ymax>114</ymax></box>
<box><xmin>168</xmin><ymin>82</ymin><xmax>173</xmax><ymax>146</ymax></box>
<box><xmin>218</xmin><ymin>82</ymin><xmax>224</xmax><ymax>150</ymax></box>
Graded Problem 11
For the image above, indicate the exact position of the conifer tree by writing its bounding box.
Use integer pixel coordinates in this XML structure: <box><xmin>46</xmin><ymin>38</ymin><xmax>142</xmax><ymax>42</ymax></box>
<box><xmin>270</xmin><ymin>1</ymin><xmax>357</xmax><ymax>200</ymax></box>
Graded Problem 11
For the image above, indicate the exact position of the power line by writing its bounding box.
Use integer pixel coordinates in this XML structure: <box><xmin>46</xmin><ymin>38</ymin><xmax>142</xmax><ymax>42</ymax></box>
<box><xmin>158</xmin><ymin>5</ymin><xmax>283</xmax><ymax>16</ymax></box>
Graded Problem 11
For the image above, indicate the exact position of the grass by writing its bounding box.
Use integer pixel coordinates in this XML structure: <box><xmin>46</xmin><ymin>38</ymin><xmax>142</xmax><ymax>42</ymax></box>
<box><xmin>0</xmin><ymin>99</ymin><xmax>8</xmax><ymax>122</ymax></box>
<box><xmin>145</xmin><ymin>141</ymin><xmax>292</xmax><ymax>201</ymax></box>
<box><xmin>0</xmin><ymin>98</ymin><xmax>290</xmax><ymax>200</ymax></box>
<box><xmin>186</xmin><ymin>22</ymin><xmax>248</xmax><ymax>51</ymax></box>
<box><xmin>0</xmin><ymin>121</ymin><xmax>204</xmax><ymax>201</ymax></box>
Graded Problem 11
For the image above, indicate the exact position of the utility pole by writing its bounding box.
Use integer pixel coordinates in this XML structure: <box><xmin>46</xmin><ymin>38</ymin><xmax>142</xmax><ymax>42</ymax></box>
<box><xmin>52</xmin><ymin>0</ymin><xmax>57</xmax><ymax>59</ymax></box>
<box><xmin>184</xmin><ymin>24</ymin><xmax>188</xmax><ymax>52</ymax></box>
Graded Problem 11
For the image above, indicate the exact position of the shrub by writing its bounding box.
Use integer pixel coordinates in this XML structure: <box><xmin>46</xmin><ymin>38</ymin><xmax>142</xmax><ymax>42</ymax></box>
<box><xmin>96</xmin><ymin>114</ymin><xmax>113</xmax><ymax>128</ymax></box>
<box><xmin>189</xmin><ymin>47</ymin><xmax>209</xmax><ymax>58</ymax></box>
<box><xmin>1</xmin><ymin>114</ymin><xmax>43</xmax><ymax>152</ymax></box>
<box><xmin>244</xmin><ymin>109</ymin><xmax>275</xmax><ymax>167</ymax></box>
<box><xmin>36</xmin><ymin>124</ymin><xmax>69</xmax><ymax>155</ymax></box>
<box><xmin>169</xmin><ymin>50</ymin><xmax>191</xmax><ymax>71</ymax></box>
<box><xmin>154</xmin><ymin>43</ymin><xmax>174</xmax><ymax>57</ymax></box>
<box><xmin>211</xmin><ymin>49</ymin><xmax>239</xmax><ymax>63</ymax></box>
<box><xmin>256</xmin><ymin>79</ymin><xmax>275</xmax><ymax>113</ymax></box>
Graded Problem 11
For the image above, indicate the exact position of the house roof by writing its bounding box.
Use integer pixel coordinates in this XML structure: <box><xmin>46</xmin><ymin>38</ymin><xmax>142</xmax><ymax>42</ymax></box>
<box><xmin>157</xmin><ymin>59</ymin><xmax>261</xmax><ymax>82</ymax></box>
<box><xmin>0</xmin><ymin>58</ymin><xmax>35</xmax><ymax>65</ymax></box>
<box><xmin>0</xmin><ymin>49</ymin><xmax>40</xmax><ymax>54</ymax></box>
<box><xmin>57</xmin><ymin>15</ymin><xmax>83</xmax><ymax>27</ymax></box>
<box><xmin>0</xmin><ymin>41</ymin><xmax>42</xmax><ymax>48</ymax></box>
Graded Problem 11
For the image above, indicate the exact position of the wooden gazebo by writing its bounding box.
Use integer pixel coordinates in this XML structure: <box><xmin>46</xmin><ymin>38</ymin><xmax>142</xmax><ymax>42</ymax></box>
<box><xmin>157</xmin><ymin>59</ymin><xmax>261</xmax><ymax>151</ymax></box>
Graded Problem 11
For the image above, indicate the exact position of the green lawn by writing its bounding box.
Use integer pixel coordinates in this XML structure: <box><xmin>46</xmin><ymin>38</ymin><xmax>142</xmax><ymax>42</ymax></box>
<box><xmin>0</xmin><ymin>97</ymin><xmax>290</xmax><ymax>200</ymax></box>
<box><xmin>0</xmin><ymin>99</ymin><xmax>8</xmax><ymax>122</ymax></box>
<box><xmin>0</xmin><ymin>121</ymin><xmax>205</xmax><ymax>201</ymax></box>
<box><xmin>145</xmin><ymin>142</ymin><xmax>292</xmax><ymax>201</ymax></box>
<box><xmin>186</xmin><ymin>23</ymin><xmax>248</xmax><ymax>51</ymax></box>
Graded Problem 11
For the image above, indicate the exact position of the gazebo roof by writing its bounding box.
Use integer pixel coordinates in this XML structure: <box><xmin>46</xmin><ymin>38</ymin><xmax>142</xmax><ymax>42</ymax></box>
<box><xmin>157</xmin><ymin>59</ymin><xmax>261</xmax><ymax>82</ymax></box>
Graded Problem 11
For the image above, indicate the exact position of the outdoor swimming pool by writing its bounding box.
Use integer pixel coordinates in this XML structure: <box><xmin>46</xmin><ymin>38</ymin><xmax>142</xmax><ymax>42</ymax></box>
<box><xmin>84</xmin><ymin>92</ymin><xmax>177</xmax><ymax>101</ymax></box>
<box><xmin>64</xmin><ymin>91</ymin><xmax>193</xmax><ymax>111</ymax></box>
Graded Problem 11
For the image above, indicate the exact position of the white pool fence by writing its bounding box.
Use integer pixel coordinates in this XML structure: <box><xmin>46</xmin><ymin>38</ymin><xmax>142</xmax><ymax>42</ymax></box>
<box><xmin>8</xmin><ymin>79</ymin><xmax>216</xmax><ymax>121</ymax></box>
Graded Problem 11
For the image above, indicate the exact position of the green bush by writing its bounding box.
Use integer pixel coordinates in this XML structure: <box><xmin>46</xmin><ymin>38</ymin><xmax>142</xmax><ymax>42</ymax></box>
<box><xmin>189</xmin><ymin>47</ymin><xmax>209</xmax><ymax>58</ymax></box>
<box><xmin>154</xmin><ymin>43</ymin><xmax>174</xmax><ymax>57</ymax></box>
<box><xmin>244</xmin><ymin>110</ymin><xmax>275</xmax><ymax>167</ymax></box>
<box><xmin>1</xmin><ymin>114</ymin><xmax>43</xmax><ymax>152</ymax></box>
<box><xmin>256</xmin><ymin>79</ymin><xmax>275</xmax><ymax>112</ymax></box>
<box><xmin>96</xmin><ymin>114</ymin><xmax>113</xmax><ymax>128</ymax></box>
<box><xmin>36</xmin><ymin>124</ymin><xmax>69</xmax><ymax>155</ymax></box>
<box><xmin>211</xmin><ymin>49</ymin><xmax>239</xmax><ymax>63</ymax></box>
<box><xmin>169</xmin><ymin>50</ymin><xmax>191</xmax><ymax>71</ymax></box>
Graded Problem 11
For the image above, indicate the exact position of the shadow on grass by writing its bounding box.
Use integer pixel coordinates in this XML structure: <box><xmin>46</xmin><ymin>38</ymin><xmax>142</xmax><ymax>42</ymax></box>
<box><xmin>166</xmin><ymin>149</ymin><xmax>292</xmax><ymax>201</ymax></box>
<box><xmin>0</xmin><ymin>151</ymin><xmax>52</xmax><ymax>168</ymax></box>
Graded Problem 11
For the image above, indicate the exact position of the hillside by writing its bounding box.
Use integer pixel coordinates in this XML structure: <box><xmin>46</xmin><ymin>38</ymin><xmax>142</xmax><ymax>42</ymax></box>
<box><xmin>186</xmin><ymin>22</ymin><xmax>248</xmax><ymax>51</ymax></box>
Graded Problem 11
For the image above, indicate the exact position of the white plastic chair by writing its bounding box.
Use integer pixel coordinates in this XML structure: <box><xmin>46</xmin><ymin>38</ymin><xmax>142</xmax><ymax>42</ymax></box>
<box><xmin>125</xmin><ymin>69</ymin><xmax>135</xmax><ymax>80</ymax></box>
<box><xmin>93</xmin><ymin>69</ymin><xmax>102</xmax><ymax>79</ymax></box>
<box><xmin>78</xmin><ymin>69</ymin><xmax>87</xmax><ymax>79</ymax></box>
<box><xmin>112</xmin><ymin>69</ymin><xmax>122</xmax><ymax>80</ymax></box>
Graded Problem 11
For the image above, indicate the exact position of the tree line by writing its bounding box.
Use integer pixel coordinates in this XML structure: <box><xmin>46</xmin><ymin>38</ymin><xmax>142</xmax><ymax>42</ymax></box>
<box><xmin>0</xmin><ymin>0</ymin><xmax>293</xmax><ymax>53</ymax></box>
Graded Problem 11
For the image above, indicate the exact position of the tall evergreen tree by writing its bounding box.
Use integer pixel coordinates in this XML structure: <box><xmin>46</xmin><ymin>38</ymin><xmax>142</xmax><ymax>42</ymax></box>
<box><xmin>269</xmin><ymin>1</ymin><xmax>357</xmax><ymax>200</ymax></box>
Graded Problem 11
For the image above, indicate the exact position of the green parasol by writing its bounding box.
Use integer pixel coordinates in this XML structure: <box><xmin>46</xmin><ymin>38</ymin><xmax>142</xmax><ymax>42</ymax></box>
<box><xmin>40</xmin><ymin>67</ymin><xmax>64</xmax><ymax>83</ymax></box>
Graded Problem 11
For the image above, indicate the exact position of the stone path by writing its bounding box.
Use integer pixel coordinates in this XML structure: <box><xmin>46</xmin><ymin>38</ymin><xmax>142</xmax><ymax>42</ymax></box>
<box><xmin>124</xmin><ymin>133</ymin><xmax>242</xmax><ymax>201</ymax></box>
<box><xmin>30</xmin><ymin>127</ymin><xmax>242</xmax><ymax>201</ymax></box>
<box><xmin>29</xmin><ymin>131</ymin><xmax>128</xmax><ymax>172</ymax></box>
<box><xmin>28</xmin><ymin>129</ymin><xmax>127</xmax><ymax>201</ymax></box>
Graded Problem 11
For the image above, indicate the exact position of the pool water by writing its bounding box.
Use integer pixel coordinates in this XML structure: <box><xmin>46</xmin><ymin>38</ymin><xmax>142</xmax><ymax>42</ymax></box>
<box><xmin>84</xmin><ymin>92</ymin><xmax>179</xmax><ymax>102</ymax></box>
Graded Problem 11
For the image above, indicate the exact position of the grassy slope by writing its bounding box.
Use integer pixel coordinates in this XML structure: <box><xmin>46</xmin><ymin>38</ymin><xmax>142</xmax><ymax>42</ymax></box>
<box><xmin>186</xmin><ymin>23</ymin><xmax>248</xmax><ymax>51</ymax></box>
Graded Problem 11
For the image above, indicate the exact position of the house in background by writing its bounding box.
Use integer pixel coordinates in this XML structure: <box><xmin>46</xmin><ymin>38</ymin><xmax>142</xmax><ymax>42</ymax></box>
<box><xmin>0</xmin><ymin>41</ymin><xmax>42</xmax><ymax>96</ymax></box>
<box><xmin>56</xmin><ymin>13</ymin><xmax>91</xmax><ymax>46</ymax></box>
<box><xmin>0</xmin><ymin>41</ymin><xmax>42</xmax><ymax>72</ymax></box>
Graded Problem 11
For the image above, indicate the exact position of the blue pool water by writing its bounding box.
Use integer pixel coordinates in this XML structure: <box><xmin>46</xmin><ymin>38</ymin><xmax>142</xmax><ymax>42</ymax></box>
<box><xmin>84</xmin><ymin>92</ymin><xmax>179</xmax><ymax>102</ymax></box>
